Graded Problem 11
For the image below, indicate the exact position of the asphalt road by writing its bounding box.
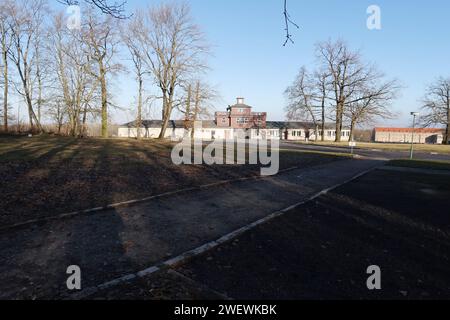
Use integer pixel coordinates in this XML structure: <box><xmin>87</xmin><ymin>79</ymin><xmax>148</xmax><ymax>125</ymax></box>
<box><xmin>175</xmin><ymin>168</ymin><xmax>450</xmax><ymax>300</ymax></box>
<box><xmin>88</xmin><ymin>168</ymin><xmax>450</xmax><ymax>300</ymax></box>
<box><xmin>280</xmin><ymin>142</ymin><xmax>450</xmax><ymax>161</ymax></box>
<box><xmin>0</xmin><ymin>158</ymin><xmax>381</xmax><ymax>299</ymax></box>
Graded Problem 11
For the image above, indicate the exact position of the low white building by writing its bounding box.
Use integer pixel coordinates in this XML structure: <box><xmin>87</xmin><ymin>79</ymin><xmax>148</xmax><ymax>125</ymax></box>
<box><xmin>118</xmin><ymin>120</ymin><xmax>350</xmax><ymax>142</ymax></box>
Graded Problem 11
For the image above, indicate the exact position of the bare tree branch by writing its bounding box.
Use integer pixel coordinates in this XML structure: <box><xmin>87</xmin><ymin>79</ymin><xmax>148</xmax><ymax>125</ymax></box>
<box><xmin>58</xmin><ymin>0</ymin><xmax>131</xmax><ymax>19</ymax></box>
<box><xmin>283</xmin><ymin>0</ymin><xmax>299</xmax><ymax>46</ymax></box>
<box><xmin>421</xmin><ymin>77</ymin><xmax>450</xmax><ymax>144</ymax></box>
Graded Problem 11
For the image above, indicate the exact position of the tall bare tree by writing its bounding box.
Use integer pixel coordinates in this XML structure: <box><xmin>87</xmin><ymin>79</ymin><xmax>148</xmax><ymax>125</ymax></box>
<box><xmin>421</xmin><ymin>77</ymin><xmax>450</xmax><ymax>144</ymax></box>
<box><xmin>49</xmin><ymin>13</ymin><xmax>99</xmax><ymax>137</ymax></box>
<box><xmin>122</xmin><ymin>12</ymin><xmax>148</xmax><ymax>140</ymax></box>
<box><xmin>178</xmin><ymin>80</ymin><xmax>217</xmax><ymax>138</ymax></box>
<box><xmin>0</xmin><ymin>0</ymin><xmax>13</xmax><ymax>132</ymax></box>
<box><xmin>285</xmin><ymin>67</ymin><xmax>319</xmax><ymax>123</ymax></box>
<box><xmin>315</xmin><ymin>70</ymin><xmax>331</xmax><ymax>141</ymax></box>
<box><xmin>139</xmin><ymin>3</ymin><xmax>209</xmax><ymax>139</ymax></box>
<box><xmin>82</xmin><ymin>12</ymin><xmax>121</xmax><ymax>138</ymax></box>
<box><xmin>344</xmin><ymin>81</ymin><xmax>398</xmax><ymax>141</ymax></box>
<box><xmin>317</xmin><ymin>39</ymin><xmax>398</xmax><ymax>142</ymax></box>
<box><xmin>8</xmin><ymin>0</ymin><xmax>48</xmax><ymax>132</ymax></box>
<box><xmin>285</xmin><ymin>67</ymin><xmax>330</xmax><ymax>140</ymax></box>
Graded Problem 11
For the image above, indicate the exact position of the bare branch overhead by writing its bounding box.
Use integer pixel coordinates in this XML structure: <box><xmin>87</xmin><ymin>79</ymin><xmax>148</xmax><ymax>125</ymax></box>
<box><xmin>57</xmin><ymin>0</ymin><xmax>131</xmax><ymax>19</ymax></box>
<box><xmin>283</xmin><ymin>0</ymin><xmax>299</xmax><ymax>46</ymax></box>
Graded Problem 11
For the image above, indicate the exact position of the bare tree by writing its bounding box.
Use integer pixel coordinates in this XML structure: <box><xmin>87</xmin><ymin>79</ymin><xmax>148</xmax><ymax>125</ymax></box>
<box><xmin>139</xmin><ymin>3</ymin><xmax>209</xmax><ymax>139</ymax></box>
<box><xmin>178</xmin><ymin>80</ymin><xmax>217</xmax><ymax>138</ymax></box>
<box><xmin>0</xmin><ymin>0</ymin><xmax>13</xmax><ymax>132</ymax></box>
<box><xmin>49</xmin><ymin>13</ymin><xmax>100</xmax><ymax>137</ymax></box>
<box><xmin>344</xmin><ymin>80</ymin><xmax>398</xmax><ymax>141</ymax></box>
<box><xmin>316</xmin><ymin>39</ymin><xmax>398</xmax><ymax>142</ymax></box>
<box><xmin>315</xmin><ymin>70</ymin><xmax>331</xmax><ymax>141</ymax></box>
<box><xmin>8</xmin><ymin>0</ymin><xmax>48</xmax><ymax>132</ymax></box>
<box><xmin>285</xmin><ymin>67</ymin><xmax>319</xmax><ymax>122</ymax></box>
<box><xmin>421</xmin><ymin>77</ymin><xmax>450</xmax><ymax>144</ymax></box>
<box><xmin>82</xmin><ymin>11</ymin><xmax>121</xmax><ymax>138</ymax></box>
<box><xmin>285</xmin><ymin>67</ymin><xmax>330</xmax><ymax>140</ymax></box>
<box><xmin>122</xmin><ymin>12</ymin><xmax>148</xmax><ymax>140</ymax></box>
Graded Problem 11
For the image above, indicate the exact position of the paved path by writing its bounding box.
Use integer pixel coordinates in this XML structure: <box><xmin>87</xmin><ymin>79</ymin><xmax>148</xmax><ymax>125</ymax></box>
<box><xmin>0</xmin><ymin>158</ymin><xmax>382</xmax><ymax>299</ymax></box>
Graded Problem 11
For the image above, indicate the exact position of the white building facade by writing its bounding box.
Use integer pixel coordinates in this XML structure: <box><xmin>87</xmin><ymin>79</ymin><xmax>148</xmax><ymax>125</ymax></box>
<box><xmin>118</xmin><ymin>120</ymin><xmax>350</xmax><ymax>142</ymax></box>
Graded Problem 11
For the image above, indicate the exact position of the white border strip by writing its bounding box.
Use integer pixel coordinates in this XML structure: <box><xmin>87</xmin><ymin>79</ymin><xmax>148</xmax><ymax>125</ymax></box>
<box><xmin>67</xmin><ymin>166</ymin><xmax>377</xmax><ymax>300</ymax></box>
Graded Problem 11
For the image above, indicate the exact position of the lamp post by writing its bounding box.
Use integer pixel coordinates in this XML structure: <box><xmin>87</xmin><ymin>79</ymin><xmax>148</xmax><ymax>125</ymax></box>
<box><xmin>315</xmin><ymin>120</ymin><xmax>322</xmax><ymax>142</ymax></box>
<box><xmin>409</xmin><ymin>112</ymin><xmax>420</xmax><ymax>160</ymax></box>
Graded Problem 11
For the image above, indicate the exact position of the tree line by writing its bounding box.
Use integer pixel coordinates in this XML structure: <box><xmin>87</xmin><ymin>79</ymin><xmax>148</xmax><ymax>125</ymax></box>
<box><xmin>285</xmin><ymin>39</ymin><xmax>450</xmax><ymax>144</ymax></box>
<box><xmin>0</xmin><ymin>0</ymin><xmax>212</xmax><ymax>139</ymax></box>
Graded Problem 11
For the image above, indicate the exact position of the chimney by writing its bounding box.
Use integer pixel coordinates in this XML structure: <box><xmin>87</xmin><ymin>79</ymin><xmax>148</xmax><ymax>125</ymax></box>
<box><xmin>236</xmin><ymin>97</ymin><xmax>244</xmax><ymax>105</ymax></box>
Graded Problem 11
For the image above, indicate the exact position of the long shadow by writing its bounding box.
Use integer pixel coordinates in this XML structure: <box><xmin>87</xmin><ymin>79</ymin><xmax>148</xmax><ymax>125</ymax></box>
<box><xmin>0</xmin><ymin>137</ymin><xmax>78</xmax><ymax>164</ymax></box>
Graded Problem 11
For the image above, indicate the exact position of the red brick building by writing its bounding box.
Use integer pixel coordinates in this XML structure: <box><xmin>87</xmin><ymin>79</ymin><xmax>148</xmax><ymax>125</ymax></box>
<box><xmin>215</xmin><ymin>98</ymin><xmax>267</xmax><ymax>129</ymax></box>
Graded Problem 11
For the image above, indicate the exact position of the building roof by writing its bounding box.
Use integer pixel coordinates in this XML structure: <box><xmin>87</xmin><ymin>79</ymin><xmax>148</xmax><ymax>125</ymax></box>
<box><xmin>374</xmin><ymin>127</ymin><xmax>444</xmax><ymax>134</ymax></box>
<box><xmin>121</xmin><ymin>120</ymin><xmax>348</xmax><ymax>130</ymax></box>
<box><xmin>230</xmin><ymin>104</ymin><xmax>252</xmax><ymax>108</ymax></box>
<box><xmin>122</xmin><ymin>120</ymin><xmax>184</xmax><ymax>128</ymax></box>
<box><xmin>121</xmin><ymin>119</ymin><xmax>222</xmax><ymax>129</ymax></box>
<box><xmin>266</xmin><ymin>121</ymin><xmax>346</xmax><ymax>130</ymax></box>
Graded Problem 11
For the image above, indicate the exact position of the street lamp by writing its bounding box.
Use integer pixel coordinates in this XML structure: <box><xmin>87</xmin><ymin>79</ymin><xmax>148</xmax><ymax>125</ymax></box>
<box><xmin>315</xmin><ymin>120</ymin><xmax>322</xmax><ymax>142</ymax></box>
<box><xmin>409</xmin><ymin>112</ymin><xmax>420</xmax><ymax>160</ymax></box>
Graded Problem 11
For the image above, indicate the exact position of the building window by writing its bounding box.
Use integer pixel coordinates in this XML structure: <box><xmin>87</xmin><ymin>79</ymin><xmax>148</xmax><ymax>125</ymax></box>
<box><xmin>237</xmin><ymin>117</ymin><xmax>248</xmax><ymax>124</ymax></box>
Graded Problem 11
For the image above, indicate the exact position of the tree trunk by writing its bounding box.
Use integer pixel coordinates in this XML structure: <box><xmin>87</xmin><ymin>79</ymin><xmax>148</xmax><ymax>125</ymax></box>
<box><xmin>349</xmin><ymin>119</ymin><xmax>356</xmax><ymax>142</ymax></box>
<box><xmin>37</xmin><ymin>69</ymin><xmax>42</xmax><ymax>124</ymax></box>
<box><xmin>191</xmin><ymin>81</ymin><xmax>200</xmax><ymax>138</ymax></box>
<box><xmin>185</xmin><ymin>85</ymin><xmax>191</xmax><ymax>122</ymax></box>
<box><xmin>335</xmin><ymin>101</ymin><xmax>344</xmax><ymax>142</ymax></box>
<box><xmin>100</xmin><ymin>64</ymin><xmax>108</xmax><ymax>138</ymax></box>
<box><xmin>2</xmin><ymin>45</ymin><xmax>8</xmax><ymax>132</ymax></box>
<box><xmin>36</xmin><ymin>47</ymin><xmax>42</xmax><ymax>124</ymax></box>
<box><xmin>321</xmin><ymin>97</ymin><xmax>325</xmax><ymax>142</ymax></box>
<box><xmin>158</xmin><ymin>95</ymin><xmax>171</xmax><ymax>139</ymax></box>
<box><xmin>445</xmin><ymin>100</ymin><xmax>450</xmax><ymax>145</ymax></box>
<box><xmin>137</xmin><ymin>76</ymin><xmax>143</xmax><ymax>140</ymax></box>
<box><xmin>25</xmin><ymin>90</ymin><xmax>41</xmax><ymax>132</ymax></box>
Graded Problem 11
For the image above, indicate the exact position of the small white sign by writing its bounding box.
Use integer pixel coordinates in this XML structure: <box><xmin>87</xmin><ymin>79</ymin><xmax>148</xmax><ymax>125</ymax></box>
<box><xmin>349</xmin><ymin>142</ymin><xmax>356</xmax><ymax>147</ymax></box>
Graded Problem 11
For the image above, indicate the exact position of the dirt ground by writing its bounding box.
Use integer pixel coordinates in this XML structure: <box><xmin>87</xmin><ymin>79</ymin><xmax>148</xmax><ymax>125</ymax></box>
<box><xmin>0</xmin><ymin>135</ymin><xmax>346</xmax><ymax>227</ymax></box>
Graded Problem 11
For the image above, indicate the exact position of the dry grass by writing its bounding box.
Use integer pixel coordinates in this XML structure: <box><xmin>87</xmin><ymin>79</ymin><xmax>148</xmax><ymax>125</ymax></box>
<box><xmin>0</xmin><ymin>135</ymin><xmax>347</xmax><ymax>226</ymax></box>
<box><xmin>388</xmin><ymin>159</ymin><xmax>450</xmax><ymax>171</ymax></box>
<box><xmin>295</xmin><ymin>141</ymin><xmax>450</xmax><ymax>154</ymax></box>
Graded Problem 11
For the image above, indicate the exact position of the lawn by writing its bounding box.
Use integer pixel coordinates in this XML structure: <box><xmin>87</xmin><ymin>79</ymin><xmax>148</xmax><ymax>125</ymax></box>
<box><xmin>0</xmin><ymin>135</ymin><xmax>348</xmax><ymax>227</ymax></box>
<box><xmin>294</xmin><ymin>141</ymin><xmax>450</xmax><ymax>154</ymax></box>
<box><xmin>388</xmin><ymin>159</ymin><xmax>450</xmax><ymax>171</ymax></box>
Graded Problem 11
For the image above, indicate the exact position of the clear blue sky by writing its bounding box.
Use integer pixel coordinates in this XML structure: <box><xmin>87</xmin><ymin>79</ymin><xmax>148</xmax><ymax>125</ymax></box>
<box><xmin>60</xmin><ymin>0</ymin><xmax>450</xmax><ymax>126</ymax></box>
